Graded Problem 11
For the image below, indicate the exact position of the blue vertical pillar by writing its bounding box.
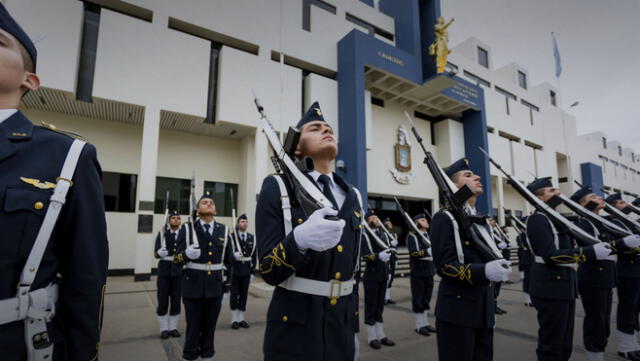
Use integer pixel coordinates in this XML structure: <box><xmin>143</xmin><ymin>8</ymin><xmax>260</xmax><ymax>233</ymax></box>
<box><xmin>580</xmin><ymin>162</ymin><xmax>604</xmax><ymax>197</ymax></box>
<box><xmin>462</xmin><ymin>106</ymin><xmax>492</xmax><ymax>213</ymax></box>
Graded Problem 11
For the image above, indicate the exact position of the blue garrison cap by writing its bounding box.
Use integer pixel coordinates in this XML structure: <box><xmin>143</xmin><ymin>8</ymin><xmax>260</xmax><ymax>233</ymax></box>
<box><xmin>382</xmin><ymin>217</ymin><xmax>391</xmax><ymax>223</ymax></box>
<box><xmin>445</xmin><ymin>158</ymin><xmax>470</xmax><ymax>177</ymax></box>
<box><xmin>570</xmin><ymin>187</ymin><xmax>593</xmax><ymax>202</ymax></box>
<box><xmin>605</xmin><ymin>192</ymin><xmax>622</xmax><ymax>204</ymax></box>
<box><xmin>412</xmin><ymin>213</ymin><xmax>426</xmax><ymax>221</ymax></box>
<box><xmin>169</xmin><ymin>210</ymin><xmax>180</xmax><ymax>217</ymax></box>
<box><xmin>199</xmin><ymin>192</ymin><xmax>214</xmax><ymax>201</ymax></box>
<box><xmin>526</xmin><ymin>177</ymin><xmax>552</xmax><ymax>192</ymax></box>
<box><xmin>0</xmin><ymin>3</ymin><xmax>37</xmax><ymax>69</ymax></box>
<box><xmin>365</xmin><ymin>209</ymin><xmax>375</xmax><ymax>220</ymax></box>
<box><xmin>238</xmin><ymin>213</ymin><xmax>247</xmax><ymax>221</ymax></box>
<box><xmin>296</xmin><ymin>101</ymin><xmax>326</xmax><ymax>129</ymax></box>
<box><xmin>633</xmin><ymin>198</ymin><xmax>640</xmax><ymax>207</ymax></box>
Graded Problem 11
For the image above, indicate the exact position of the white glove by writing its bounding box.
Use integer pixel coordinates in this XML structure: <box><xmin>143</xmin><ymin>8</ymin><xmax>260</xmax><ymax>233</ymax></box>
<box><xmin>390</xmin><ymin>239</ymin><xmax>398</xmax><ymax>247</ymax></box>
<box><xmin>426</xmin><ymin>247</ymin><xmax>432</xmax><ymax>257</ymax></box>
<box><xmin>497</xmin><ymin>242</ymin><xmax>507</xmax><ymax>250</ymax></box>
<box><xmin>622</xmin><ymin>234</ymin><xmax>640</xmax><ymax>248</ymax></box>
<box><xmin>186</xmin><ymin>244</ymin><xmax>201</xmax><ymax>260</ymax></box>
<box><xmin>157</xmin><ymin>248</ymin><xmax>169</xmax><ymax>258</ymax></box>
<box><xmin>378</xmin><ymin>249</ymin><xmax>392</xmax><ymax>262</ymax></box>
<box><xmin>293</xmin><ymin>207</ymin><xmax>345</xmax><ymax>252</ymax></box>
<box><xmin>354</xmin><ymin>333</ymin><xmax>360</xmax><ymax>361</ymax></box>
<box><xmin>233</xmin><ymin>251</ymin><xmax>243</xmax><ymax>260</ymax></box>
<box><xmin>593</xmin><ymin>242</ymin><xmax>614</xmax><ymax>260</ymax></box>
<box><xmin>485</xmin><ymin>259</ymin><xmax>512</xmax><ymax>282</ymax></box>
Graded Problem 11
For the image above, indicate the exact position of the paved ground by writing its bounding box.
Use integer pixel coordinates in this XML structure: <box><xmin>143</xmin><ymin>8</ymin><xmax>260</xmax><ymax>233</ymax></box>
<box><xmin>100</xmin><ymin>273</ymin><xmax>628</xmax><ymax>361</ymax></box>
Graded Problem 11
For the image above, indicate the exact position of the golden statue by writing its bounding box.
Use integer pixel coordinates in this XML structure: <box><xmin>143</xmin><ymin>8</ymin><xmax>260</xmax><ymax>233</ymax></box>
<box><xmin>429</xmin><ymin>17</ymin><xmax>454</xmax><ymax>73</ymax></box>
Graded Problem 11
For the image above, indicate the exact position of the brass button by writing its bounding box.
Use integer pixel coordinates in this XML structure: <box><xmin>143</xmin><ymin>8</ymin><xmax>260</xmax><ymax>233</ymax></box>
<box><xmin>298</xmin><ymin>218</ymin><xmax>303</xmax><ymax>224</ymax></box>
<box><xmin>173</xmin><ymin>248</ymin><xmax>176</xmax><ymax>252</ymax></box>
<box><xmin>355</xmin><ymin>311</ymin><xmax>359</xmax><ymax>316</ymax></box>
<box><xmin>464</xmin><ymin>241</ymin><xmax>470</xmax><ymax>246</ymax></box>
<box><xmin>556</xmin><ymin>276</ymin><xmax>561</xmax><ymax>280</ymax></box>
<box><xmin>207</xmin><ymin>271</ymin><xmax>212</xmax><ymax>275</ymax></box>
<box><xmin>456</xmin><ymin>295</ymin><xmax>461</xmax><ymax>299</ymax></box>
<box><xmin>337</xmin><ymin>245</ymin><xmax>343</xmax><ymax>253</ymax></box>
<box><xmin>598</xmin><ymin>267</ymin><xmax>603</xmax><ymax>271</ymax></box>
<box><xmin>34</xmin><ymin>201</ymin><xmax>44</xmax><ymax>210</ymax></box>
<box><xmin>358</xmin><ymin>225</ymin><xmax>363</xmax><ymax>229</ymax></box>
<box><xmin>208</xmin><ymin>261</ymin><xmax>212</xmax><ymax>265</ymax></box>
<box><xmin>209</xmin><ymin>242</ymin><xmax>213</xmax><ymax>246</ymax></box>
<box><xmin>488</xmin><ymin>283</ymin><xmax>492</xmax><ymax>287</ymax></box>
<box><xmin>330</xmin><ymin>298</ymin><xmax>337</xmax><ymax>306</ymax></box>
<box><xmin>186</xmin><ymin>276</ymin><xmax>190</xmax><ymax>280</ymax></box>
<box><xmin>208</xmin><ymin>251</ymin><xmax>213</xmax><ymax>255</ymax></box>
<box><xmin>282</xmin><ymin>316</ymin><xmax>288</xmax><ymax>322</ymax></box>
<box><xmin>335</xmin><ymin>272</ymin><xmax>341</xmax><ymax>280</ymax></box>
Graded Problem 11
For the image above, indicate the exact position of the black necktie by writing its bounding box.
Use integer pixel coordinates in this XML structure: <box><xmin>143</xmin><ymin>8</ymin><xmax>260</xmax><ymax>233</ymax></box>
<box><xmin>317</xmin><ymin>174</ymin><xmax>338</xmax><ymax>209</ymax></box>
<box><xmin>204</xmin><ymin>224</ymin><xmax>211</xmax><ymax>235</ymax></box>
<box><xmin>241</xmin><ymin>234</ymin><xmax>245</xmax><ymax>243</ymax></box>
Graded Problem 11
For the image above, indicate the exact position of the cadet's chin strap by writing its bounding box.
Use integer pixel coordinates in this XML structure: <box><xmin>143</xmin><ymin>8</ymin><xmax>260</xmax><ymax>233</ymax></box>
<box><xmin>14</xmin><ymin>139</ymin><xmax>85</xmax><ymax>361</ymax></box>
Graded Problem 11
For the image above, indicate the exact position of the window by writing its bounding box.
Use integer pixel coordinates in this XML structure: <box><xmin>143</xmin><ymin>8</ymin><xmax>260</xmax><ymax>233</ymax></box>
<box><xmin>618</xmin><ymin>145</ymin><xmax>622</xmax><ymax>156</ymax></box>
<box><xmin>632</xmin><ymin>152</ymin><xmax>635</xmax><ymax>162</ymax></box>
<box><xmin>495</xmin><ymin>86</ymin><xmax>517</xmax><ymax>115</ymax></box>
<box><xmin>203</xmin><ymin>181</ymin><xmax>238</xmax><ymax>217</ymax></box>
<box><xmin>345</xmin><ymin>13</ymin><xmax>394</xmax><ymax>41</ymax></box>
<box><xmin>102</xmin><ymin>172</ymin><xmax>137</xmax><ymax>212</ymax></box>
<box><xmin>462</xmin><ymin>70</ymin><xmax>490</xmax><ymax>88</ymax></box>
<box><xmin>477</xmin><ymin>47</ymin><xmax>489</xmax><ymax>68</ymax></box>
<box><xmin>514</xmin><ymin>210</ymin><xmax>523</xmax><ymax>218</ymax></box>
<box><xmin>599</xmin><ymin>155</ymin><xmax>608</xmax><ymax>173</ymax></box>
<box><xmin>371</xmin><ymin>97</ymin><xmax>385</xmax><ymax>107</ymax></box>
<box><xmin>550</xmin><ymin>90</ymin><xmax>557</xmax><ymax>106</ymax></box>
<box><xmin>154</xmin><ymin>177</ymin><xmax>191</xmax><ymax>214</ymax></box>
<box><xmin>204</xmin><ymin>42</ymin><xmax>222</xmax><ymax>124</ymax></box>
<box><xmin>518</xmin><ymin>71</ymin><xmax>527</xmax><ymax>89</ymax></box>
<box><xmin>445</xmin><ymin>62</ymin><xmax>458</xmax><ymax>74</ymax></box>
<box><xmin>602</xmin><ymin>137</ymin><xmax>607</xmax><ymax>149</ymax></box>
<box><xmin>521</xmin><ymin>99</ymin><xmax>539</xmax><ymax>125</ymax></box>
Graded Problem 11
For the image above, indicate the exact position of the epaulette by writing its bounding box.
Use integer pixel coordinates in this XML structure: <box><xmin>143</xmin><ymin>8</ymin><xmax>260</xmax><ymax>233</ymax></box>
<box><xmin>40</xmin><ymin>121</ymin><xmax>89</xmax><ymax>142</ymax></box>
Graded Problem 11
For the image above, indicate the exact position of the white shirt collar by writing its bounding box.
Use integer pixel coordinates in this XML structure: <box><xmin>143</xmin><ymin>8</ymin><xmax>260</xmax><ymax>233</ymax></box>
<box><xmin>309</xmin><ymin>170</ymin><xmax>334</xmax><ymax>187</ymax></box>
<box><xmin>199</xmin><ymin>219</ymin><xmax>215</xmax><ymax>232</ymax></box>
<box><xmin>0</xmin><ymin>109</ymin><xmax>18</xmax><ymax>124</ymax></box>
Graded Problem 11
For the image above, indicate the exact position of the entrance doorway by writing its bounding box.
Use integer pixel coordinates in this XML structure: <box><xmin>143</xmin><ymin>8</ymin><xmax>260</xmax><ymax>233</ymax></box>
<box><xmin>367</xmin><ymin>196</ymin><xmax>433</xmax><ymax>247</ymax></box>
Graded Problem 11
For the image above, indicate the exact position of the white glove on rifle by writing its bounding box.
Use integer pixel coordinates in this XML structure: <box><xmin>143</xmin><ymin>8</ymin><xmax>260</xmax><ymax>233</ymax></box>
<box><xmin>497</xmin><ymin>242</ymin><xmax>507</xmax><ymax>250</ymax></box>
<box><xmin>622</xmin><ymin>234</ymin><xmax>640</xmax><ymax>249</ymax></box>
<box><xmin>186</xmin><ymin>244</ymin><xmax>201</xmax><ymax>260</ymax></box>
<box><xmin>593</xmin><ymin>242</ymin><xmax>614</xmax><ymax>260</ymax></box>
<box><xmin>390</xmin><ymin>239</ymin><xmax>398</xmax><ymax>247</ymax></box>
<box><xmin>426</xmin><ymin>247</ymin><xmax>432</xmax><ymax>257</ymax></box>
<box><xmin>157</xmin><ymin>248</ymin><xmax>169</xmax><ymax>258</ymax></box>
<box><xmin>233</xmin><ymin>251</ymin><xmax>243</xmax><ymax>260</ymax></box>
<box><xmin>485</xmin><ymin>259</ymin><xmax>512</xmax><ymax>282</ymax></box>
<box><xmin>378</xmin><ymin>249</ymin><xmax>392</xmax><ymax>262</ymax></box>
<box><xmin>293</xmin><ymin>207</ymin><xmax>345</xmax><ymax>252</ymax></box>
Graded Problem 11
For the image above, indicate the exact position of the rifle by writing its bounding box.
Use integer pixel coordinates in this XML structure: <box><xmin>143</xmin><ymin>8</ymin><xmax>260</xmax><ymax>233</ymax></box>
<box><xmin>159</xmin><ymin>190</ymin><xmax>170</xmax><ymax>249</ymax></box>
<box><xmin>478</xmin><ymin>148</ymin><xmax>599</xmax><ymax>246</ymax></box>
<box><xmin>403</xmin><ymin>112</ymin><xmax>503</xmax><ymax>261</ymax></box>
<box><xmin>186</xmin><ymin>171</ymin><xmax>200</xmax><ymax>247</ymax></box>
<box><xmin>229</xmin><ymin>188</ymin><xmax>242</xmax><ymax>253</ymax></box>
<box><xmin>252</xmin><ymin>91</ymin><xmax>338</xmax><ymax>220</ymax></box>
<box><xmin>596</xmin><ymin>184</ymin><xmax>640</xmax><ymax>218</ymax></box>
<box><xmin>572</xmin><ymin>180</ymin><xmax>640</xmax><ymax>233</ymax></box>
<box><xmin>393</xmin><ymin>196</ymin><xmax>431</xmax><ymax>247</ymax></box>
<box><xmin>362</xmin><ymin>220</ymin><xmax>396</xmax><ymax>255</ymax></box>
<box><xmin>505</xmin><ymin>210</ymin><xmax>526</xmax><ymax>234</ymax></box>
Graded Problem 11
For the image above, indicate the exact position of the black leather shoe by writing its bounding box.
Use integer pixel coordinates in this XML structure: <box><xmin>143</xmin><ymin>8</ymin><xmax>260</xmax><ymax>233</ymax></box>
<box><xmin>170</xmin><ymin>329</ymin><xmax>180</xmax><ymax>338</ymax></box>
<box><xmin>425</xmin><ymin>325</ymin><xmax>436</xmax><ymax>333</ymax></box>
<box><xmin>369</xmin><ymin>340</ymin><xmax>381</xmax><ymax>349</ymax></box>
<box><xmin>415</xmin><ymin>327</ymin><xmax>430</xmax><ymax>336</ymax></box>
<box><xmin>380</xmin><ymin>337</ymin><xmax>395</xmax><ymax>346</ymax></box>
<box><xmin>495</xmin><ymin>307</ymin><xmax>507</xmax><ymax>315</ymax></box>
<box><xmin>524</xmin><ymin>302</ymin><xmax>533</xmax><ymax>307</ymax></box>
<box><xmin>239</xmin><ymin>320</ymin><xmax>250</xmax><ymax>328</ymax></box>
<box><xmin>618</xmin><ymin>351</ymin><xmax>640</xmax><ymax>361</ymax></box>
<box><xmin>231</xmin><ymin>322</ymin><xmax>240</xmax><ymax>330</ymax></box>
<box><xmin>160</xmin><ymin>331</ymin><xmax>170</xmax><ymax>339</ymax></box>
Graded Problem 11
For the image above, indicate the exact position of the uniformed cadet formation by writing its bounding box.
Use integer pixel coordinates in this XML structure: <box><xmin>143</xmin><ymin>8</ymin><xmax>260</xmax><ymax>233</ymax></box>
<box><xmin>2</xmin><ymin>5</ymin><xmax>640</xmax><ymax>361</ymax></box>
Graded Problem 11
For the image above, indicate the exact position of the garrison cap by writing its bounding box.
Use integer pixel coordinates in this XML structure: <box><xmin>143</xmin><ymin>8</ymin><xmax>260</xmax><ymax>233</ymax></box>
<box><xmin>169</xmin><ymin>210</ymin><xmax>180</xmax><ymax>217</ymax></box>
<box><xmin>605</xmin><ymin>192</ymin><xmax>622</xmax><ymax>204</ymax></box>
<box><xmin>445</xmin><ymin>158</ymin><xmax>470</xmax><ymax>178</ymax></box>
<box><xmin>570</xmin><ymin>187</ymin><xmax>593</xmax><ymax>202</ymax></box>
<box><xmin>296</xmin><ymin>101</ymin><xmax>326</xmax><ymax>129</ymax></box>
<box><xmin>412</xmin><ymin>213</ymin><xmax>426</xmax><ymax>221</ymax></box>
<box><xmin>238</xmin><ymin>213</ymin><xmax>248</xmax><ymax>221</ymax></box>
<box><xmin>526</xmin><ymin>177</ymin><xmax>552</xmax><ymax>193</ymax></box>
<box><xmin>0</xmin><ymin>3</ymin><xmax>37</xmax><ymax>69</ymax></box>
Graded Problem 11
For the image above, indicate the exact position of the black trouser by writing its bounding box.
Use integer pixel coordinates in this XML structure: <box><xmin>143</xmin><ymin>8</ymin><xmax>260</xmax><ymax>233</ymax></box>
<box><xmin>522</xmin><ymin>266</ymin><xmax>531</xmax><ymax>293</ymax></box>
<box><xmin>494</xmin><ymin>282</ymin><xmax>502</xmax><ymax>304</ymax></box>
<box><xmin>410</xmin><ymin>275</ymin><xmax>433</xmax><ymax>313</ymax></box>
<box><xmin>435</xmin><ymin>319</ymin><xmax>493</xmax><ymax>361</ymax></box>
<box><xmin>363</xmin><ymin>278</ymin><xmax>386</xmax><ymax>325</ymax></box>
<box><xmin>183</xmin><ymin>297</ymin><xmax>222</xmax><ymax>360</ymax></box>
<box><xmin>617</xmin><ymin>278</ymin><xmax>640</xmax><ymax>334</ymax></box>
<box><xmin>230</xmin><ymin>275</ymin><xmax>251</xmax><ymax>311</ymax></box>
<box><xmin>579</xmin><ymin>285</ymin><xmax>612</xmax><ymax>352</ymax></box>
<box><xmin>388</xmin><ymin>257</ymin><xmax>397</xmax><ymax>288</ymax></box>
<box><xmin>532</xmin><ymin>297</ymin><xmax>575</xmax><ymax>361</ymax></box>
<box><xmin>157</xmin><ymin>275</ymin><xmax>182</xmax><ymax>316</ymax></box>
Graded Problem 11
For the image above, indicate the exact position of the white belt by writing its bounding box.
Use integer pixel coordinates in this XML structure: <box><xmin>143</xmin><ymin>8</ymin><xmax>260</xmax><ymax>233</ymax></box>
<box><xmin>185</xmin><ymin>262</ymin><xmax>224</xmax><ymax>271</ymax></box>
<box><xmin>418</xmin><ymin>257</ymin><xmax>433</xmax><ymax>261</ymax></box>
<box><xmin>236</xmin><ymin>257</ymin><xmax>252</xmax><ymax>262</ymax></box>
<box><xmin>279</xmin><ymin>276</ymin><xmax>355</xmax><ymax>298</ymax></box>
<box><xmin>535</xmin><ymin>256</ymin><xmax>576</xmax><ymax>269</ymax></box>
<box><xmin>0</xmin><ymin>283</ymin><xmax>58</xmax><ymax>325</ymax></box>
<box><xmin>160</xmin><ymin>256</ymin><xmax>174</xmax><ymax>262</ymax></box>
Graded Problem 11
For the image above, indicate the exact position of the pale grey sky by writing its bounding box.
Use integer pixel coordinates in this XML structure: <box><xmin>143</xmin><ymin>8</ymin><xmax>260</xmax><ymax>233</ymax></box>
<box><xmin>442</xmin><ymin>0</ymin><xmax>640</xmax><ymax>151</ymax></box>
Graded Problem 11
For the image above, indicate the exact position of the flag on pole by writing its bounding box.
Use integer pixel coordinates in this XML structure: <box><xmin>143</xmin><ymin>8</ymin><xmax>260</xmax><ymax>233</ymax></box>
<box><xmin>552</xmin><ymin>32</ymin><xmax>562</xmax><ymax>78</ymax></box>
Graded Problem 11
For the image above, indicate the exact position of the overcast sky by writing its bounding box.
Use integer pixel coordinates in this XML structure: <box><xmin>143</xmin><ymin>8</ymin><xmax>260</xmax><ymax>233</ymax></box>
<box><xmin>441</xmin><ymin>0</ymin><xmax>640</xmax><ymax>151</ymax></box>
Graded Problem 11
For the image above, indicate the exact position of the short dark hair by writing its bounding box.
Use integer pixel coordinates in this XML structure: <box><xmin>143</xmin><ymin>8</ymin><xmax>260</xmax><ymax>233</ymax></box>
<box><xmin>18</xmin><ymin>42</ymin><xmax>34</xmax><ymax>73</ymax></box>
<box><xmin>533</xmin><ymin>188</ymin><xmax>545</xmax><ymax>197</ymax></box>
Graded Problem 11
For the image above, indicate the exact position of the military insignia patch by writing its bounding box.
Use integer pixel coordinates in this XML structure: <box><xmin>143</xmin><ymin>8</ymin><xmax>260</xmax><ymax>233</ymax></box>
<box><xmin>20</xmin><ymin>177</ymin><xmax>56</xmax><ymax>189</ymax></box>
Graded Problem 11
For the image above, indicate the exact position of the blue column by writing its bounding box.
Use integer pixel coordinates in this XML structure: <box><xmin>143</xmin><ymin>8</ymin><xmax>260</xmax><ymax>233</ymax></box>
<box><xmin>580</xmin><ymin>162</ymin><xmax>604</xmax><ymax>197</ymax></box>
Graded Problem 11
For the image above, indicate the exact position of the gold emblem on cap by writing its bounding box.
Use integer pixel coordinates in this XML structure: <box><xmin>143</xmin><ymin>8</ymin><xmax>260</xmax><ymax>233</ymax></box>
<box><xmin>314</xmin><ymin>108</ymin><xmax>322</xmax><ymax>116</ymax></box>
<box><xmin>20</xmin><ymin>177</ymin><xmax>56</xmax><ymax>190</ymax></box>
<box><xmin>464</xmin><ymin>158</ymin><xmax>469</xmax><ymax>165</ymax></box>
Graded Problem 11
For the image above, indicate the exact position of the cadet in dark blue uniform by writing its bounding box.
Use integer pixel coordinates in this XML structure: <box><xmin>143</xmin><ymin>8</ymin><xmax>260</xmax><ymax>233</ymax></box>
<box><xmin>515</xmin><ymin>218</ymin><xmax>534</xmax><ymax>306</ymax></box>
<box><xmin>177</xmin><ymin>194</ymin><xmax>233</xmax><ymax>361</ymax></box>
<box><xmin>431</xmin><ymin>159</ymin><xmax>512</xmax><ymax>361</ymax></box>
<box><xmin>361</xmin><ymin>211</ymin><xmax>396</xmax><ymax>349</ymax></box>
<box><xmin>229</xmin><ymin>213</ymin><xmax>256</xmax><ymax>329</ymax></box>
<box><xmin>256</xmin><ymin>103</ymin><xmax>362</xmax><ymax>361</ymax></box>
<box><xmin>525</xmin><ymin>178</ymin><xmax>615</xmax><ymax>361</ymax></box>
<box><xmin>383</xmin><ymin>217</ymin><xmax>398</xmax><ymax>305</ymax></box>
<box><xmin>605</xmin><ymin>193</ymin><xmax>640</xmax><ymax>360</ymax></box>
<box><xmin>0</xmin><ymin>6</ymin><xmax>109</xmax><ymax>361</ymax></box>
<box><xmin>406</xmin><ymin>213</ymin><xmax>436</xmax><ymax>336</ymax></box>
<box><xmin>154</xmin><ymin>210</ymin><xmax>184</xmax><ymax>339</ymax></box>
